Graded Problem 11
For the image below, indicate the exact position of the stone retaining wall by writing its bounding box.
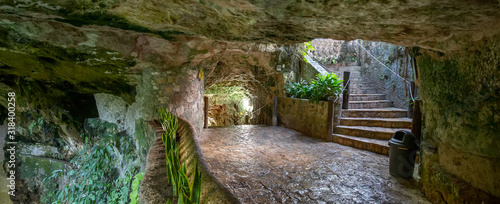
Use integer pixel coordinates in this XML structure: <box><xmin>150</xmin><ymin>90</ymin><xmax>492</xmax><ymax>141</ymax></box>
<box><xmin>277</xmin><ymin>97</ymin><xmax>339</xmax><ymax>141</ymax></box>
<box><xmin>139</xmin><ymin>119</ymin><xmax>239</xmax><ymax>204</ymax></box>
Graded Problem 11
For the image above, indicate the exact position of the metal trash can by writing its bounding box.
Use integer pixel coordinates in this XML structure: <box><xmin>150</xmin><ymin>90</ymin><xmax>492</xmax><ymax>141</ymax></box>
<box><xmin>388</xmin><ymin>130</ymin><xmax>419</xmax><ymax>178</ymax></box>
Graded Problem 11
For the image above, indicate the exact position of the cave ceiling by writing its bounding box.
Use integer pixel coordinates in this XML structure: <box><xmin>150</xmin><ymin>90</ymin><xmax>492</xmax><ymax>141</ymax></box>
<box><xmin>0</xmin><ymin>0</ymin><xmax>498</xmax><ymax>52</ymax></box>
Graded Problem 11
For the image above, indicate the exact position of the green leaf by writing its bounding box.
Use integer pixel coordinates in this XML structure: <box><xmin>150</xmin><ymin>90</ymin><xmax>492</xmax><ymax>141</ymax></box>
<box><xmin>167</xmin><ymin>159</ymin><xmax>177</xmax><ymax>196</ymax></box>
<box><xmin>130</xmin><ymin>171</ymin><xmax>145</xmax><ymax>204</ymax></box>
<box><xmin>179</xmin><ymin>168</ymin><xmax>190</xmax><ymax>196</ymax></box>
<box><xmin>190</xmin><ymin>163</ymin><xmax>203</xmax><ymax>204</ymax></box>
<box><xmin>28</xmin><ymin>121</ymin><xmax>36</xmax><ymax>135</ymax></box>
<box><xmin>177</xmin><ymin>193</ymin><xmax>185</xmax><ymax>204</ymax></box>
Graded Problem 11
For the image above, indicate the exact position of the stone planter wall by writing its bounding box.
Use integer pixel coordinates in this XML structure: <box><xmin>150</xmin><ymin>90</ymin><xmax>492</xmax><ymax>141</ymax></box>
<box><xmin>277</xmin><ymin>97</ymin><xmax>339</xmax><ymax>141</ymax></box>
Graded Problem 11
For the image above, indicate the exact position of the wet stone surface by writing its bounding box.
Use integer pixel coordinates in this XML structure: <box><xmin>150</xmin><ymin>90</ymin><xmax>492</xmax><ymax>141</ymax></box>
<box><xmin>199</xmin><ymin>125</ymin><xmax>430</xmax><ymax>204</ymax></box>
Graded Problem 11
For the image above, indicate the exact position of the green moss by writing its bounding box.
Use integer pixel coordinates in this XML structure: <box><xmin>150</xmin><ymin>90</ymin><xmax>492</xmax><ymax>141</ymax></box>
<box><xmin>134</xmin><ymin>118</ymin><xmax>156</xmax><ymax>164</ymax></box>
<box><xmin>84</xmin><ymin>118</ymin><xmax>119</xmax><ymax>139</ymax></box>
<box><xmin>56</xmin><ymin>12</ymin><xmax>189</xmax><ymax>41</ymax></box>
<box><xmin>417</xmin><ymin>36</ymin><xmax>500</xmax><ymax>158</ymax></box>
<box><xmin>0</xmin><ymin>46</ymin><xmax>134</xmax><ymax>84</ymax></box>
<box><xmin>0</xmin><ymin>106</ymin><xmax>6</xmax><ymax>125</ymax></box>
<box><xmin>2</xmin><ymin>0</ymin><xmax>190</xmax><ymax>41</ymax></box>
<box><xmin>19</xmin><ymin>155</ymin><xmax>68</xmax><ymax>190</ymax></box>
<box><xmin>0</xmin><ymin>27</ymin><xmax>136</xmax><ymax>104</ymax></box>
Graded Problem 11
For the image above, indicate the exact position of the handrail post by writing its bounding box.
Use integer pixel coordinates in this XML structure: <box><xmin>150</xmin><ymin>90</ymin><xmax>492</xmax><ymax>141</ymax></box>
<box><xmin>204</xmin><ymin>96</ymin><xmax>209</xmax><ymax>128</ymax></box>
<box><xmin>327</xmin><ymin>98</ymin><xmax>335</xmax><ymax>142</ymax></box>
<box><xmin>411</xmin><ymin>99</ymin><xmax>422</xmax><ymax>143</ymax></box>
<box><xmin>356</xmin><ymin>40</ymin><xmax>361</xmax><ymax>66</ymax></box>
<box><xmin>342</xmin><ymin>71</ymin><xmax>351</xmax><ymax>109</ymax></box>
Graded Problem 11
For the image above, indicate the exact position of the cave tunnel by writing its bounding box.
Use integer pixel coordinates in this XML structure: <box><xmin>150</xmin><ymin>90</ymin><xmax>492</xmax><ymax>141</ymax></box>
<box><xmin>205</xmin><ymin>82</ymin><xmax>257</xmax><ymax>127</ymax></box>
<box><xmin>0</xmin><ymin>0</ymin><xmax>499</xmax><ymax>204</ymax></box>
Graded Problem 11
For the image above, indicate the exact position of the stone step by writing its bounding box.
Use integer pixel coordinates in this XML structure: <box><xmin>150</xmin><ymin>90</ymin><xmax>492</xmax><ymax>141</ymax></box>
<box><xmin>348</xmin><ymin>100</ymin><xmax>393</xmax><ymax>109</ymax></box>
<box><xmin>343</xmin><ymin>66</ymin><xmax>361</xmax><ymax>71</ymax></box>
<box><xmin>349</xmin><ymin>86</ymin><xmax>379</xmax><ymax>90</ymax></box>
<box><xmin>334</xmin><ymin>125</ymin><xmax>402</xmax><ymax>140</ymax></box>
<box><xmin>351</xmin><ymin>89</ymin><xmax>380</xmax><ymax>94</ymax></box>
<box><xmin>332</xmin><ymin>134</ymin><xmax>389</xmax><ymax>155</ymax></box>
<box><xmin>342</xmin><ymin>108</ymin><xmax>407</xmax><ymax>118</ymax></box>
<box><xmin>348</xmin><ymin>83</ymin><xmax>372</xmax><ymax>87</ymax></box>
<box><xmin>349</xmin><ymin>83</ymin><xmax>379</xmax><ymax>88</ymax></box>
<box><xmin>350</xmin><ymin>94</ymin><xmax>386</xmax><ymax>101</ymax></box>
<box><xmin>349</xmin><ymin>86</ymin><xmax>378</xmax><ymax>91</ymax></box>
<box><xmin>347</xmin><ymin>87</ymin><xmax>378</xmax><ymax>92</ymax></box>
<box><xmin>340</xmin><ymin>117</ymin><xmax>412</xmax><ymax>128</ymax></box>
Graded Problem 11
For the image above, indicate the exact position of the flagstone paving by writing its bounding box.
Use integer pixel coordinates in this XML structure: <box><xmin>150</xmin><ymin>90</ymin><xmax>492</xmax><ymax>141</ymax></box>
<box><xmin>199</xmin><ymin>125</ymin><xmax>430</xmax><ymax>204</ymax></box>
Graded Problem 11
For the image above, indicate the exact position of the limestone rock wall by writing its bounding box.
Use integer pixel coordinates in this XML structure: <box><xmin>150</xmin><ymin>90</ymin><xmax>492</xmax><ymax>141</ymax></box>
<box><xmin>310</xmin><ymin>39</ymin><xmax>358</xmax><ymax>66</ymax></box>
<box><xmin>155</xmin><ymin>68</ymin><xmax>205</xmax><ymax>135</ymax></box>
<box><xmin>417</xmin><ymin>36</ymin><xmax>500</xmax><ymax>203</ymax></box>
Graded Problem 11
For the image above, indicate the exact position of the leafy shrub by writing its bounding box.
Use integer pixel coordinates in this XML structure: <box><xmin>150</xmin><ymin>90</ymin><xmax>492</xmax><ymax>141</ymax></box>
<box><xmin>157</xmin><ymin>108</ymin><xmax>203</xmax><ymax>204</ymax></box>
<box><xmin>129</xmin><ymin>172</ymin><xmax>145</xmax><ymax>204</ymax></box>
<box><xmin>285</xmin><ymin>73</ymin><xmax>343</xmax><ymax>103</ymax></box>
<box><xmin>41</xmin><ymin>135</ymin><xmax>139</xmax><ymax>204</ymax></box>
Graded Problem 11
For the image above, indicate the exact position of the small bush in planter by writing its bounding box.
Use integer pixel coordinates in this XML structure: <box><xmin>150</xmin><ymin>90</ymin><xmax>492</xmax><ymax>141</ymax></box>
<box><xmin>285</xmin><ymin>73</ymin><xmax>343</xmax><ymax>103</ymax></box>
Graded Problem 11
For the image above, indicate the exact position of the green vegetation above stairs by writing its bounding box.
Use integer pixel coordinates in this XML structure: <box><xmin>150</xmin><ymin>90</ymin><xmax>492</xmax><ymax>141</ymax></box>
<box><xmin>300</xmin><ymin>41</ymin><xmax>315</xmax><ymax>63</ymax></box>
<box><xmin>286</xmin><ymin>73</ymin><xmax>343</xmax><ymax>103</ymax></box>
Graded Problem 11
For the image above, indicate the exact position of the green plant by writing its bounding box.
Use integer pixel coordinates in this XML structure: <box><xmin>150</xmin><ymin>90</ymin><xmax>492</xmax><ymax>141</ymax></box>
<box><xmin>28</xmin><ymin>116</ymin><xmax>44</xmax><ymax>135</ymax></box>
<box><xmin>285</xmin><ymin>73</ymin><xmax>343</xmax><ymax>103</ymax></box>
<box><xmin>300</xmin><ymin>41</ymin><xmax>315</xmax><ymax>63</ymax></box>
<box><xmin>41</xmin><ymin>135</ymin><xmax>139</xmax><ymax>204</ymax></box>
<box><xmin>157</xmin><ymin>108</ymin><xmax>203</xmax><ymax>204</ymax></box>
<box><xmin>285</xmin><ymin>79</ymin><xmax>310</xmax><ymax>99</ymax></box>
<box><xmin>129</xmin><ymin>172</ymin><xmax>145</xmax><ymax>204</ymax></box>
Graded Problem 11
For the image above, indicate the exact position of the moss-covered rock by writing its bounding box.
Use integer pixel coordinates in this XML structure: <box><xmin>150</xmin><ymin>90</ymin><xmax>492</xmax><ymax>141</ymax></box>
<box><xmin>0</xmin><ymin>24</ymin><xmax>136</xmax><ymax>102</ymax></box>
<box><xmin>417</xmin><ymin>35</ymin><xmax>500</xmax><ymax>202</ymax></box>
<box><xmin>134</xmin><ymin>119</ymin><xmax>157</xmax><ymax>169</ymax></box>
<box><xmin>3</xmin><ymin>0</ymin><xmax>500</xmax><ymax>51</ymax></box>
<box><xmin>15</xmin><ymin>155</ymin><xmax>68</xmax><ymax>203</ymax></box>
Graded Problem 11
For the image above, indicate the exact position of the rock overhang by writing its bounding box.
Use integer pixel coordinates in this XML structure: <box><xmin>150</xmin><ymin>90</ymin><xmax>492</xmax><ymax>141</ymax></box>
<box><xmin>0</xmin><ymin>0</ymin><xmax>499</xmax><ymax>52</ymax></box>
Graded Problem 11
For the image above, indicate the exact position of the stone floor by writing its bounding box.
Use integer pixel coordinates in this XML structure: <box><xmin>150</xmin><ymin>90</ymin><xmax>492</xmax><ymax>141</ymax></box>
<box><xmin>199</xmin><ymin>125</ymin><xmax>430</xmax><ymax>204</ymax></box>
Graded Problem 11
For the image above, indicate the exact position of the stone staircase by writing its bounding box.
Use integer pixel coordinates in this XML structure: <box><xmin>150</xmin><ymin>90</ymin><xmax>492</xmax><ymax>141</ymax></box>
<box><xmin>332</xmin><ymin>66</ymin><xmax>412</xmax><ymax>155</ymax></box>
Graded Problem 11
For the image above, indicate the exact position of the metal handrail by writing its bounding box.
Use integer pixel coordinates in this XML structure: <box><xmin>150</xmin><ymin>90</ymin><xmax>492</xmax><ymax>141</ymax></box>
<box><xmin>355</xmin><ymin>41</ymin><xmax>415</xmax><ymax>101</ymax></box>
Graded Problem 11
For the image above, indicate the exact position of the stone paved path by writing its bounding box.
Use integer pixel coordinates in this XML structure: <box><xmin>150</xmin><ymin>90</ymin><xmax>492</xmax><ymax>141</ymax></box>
<box><xmin>199</xmin><ymin>125</ymin><xmax>430</xmax><ymax>204</ymax></box>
